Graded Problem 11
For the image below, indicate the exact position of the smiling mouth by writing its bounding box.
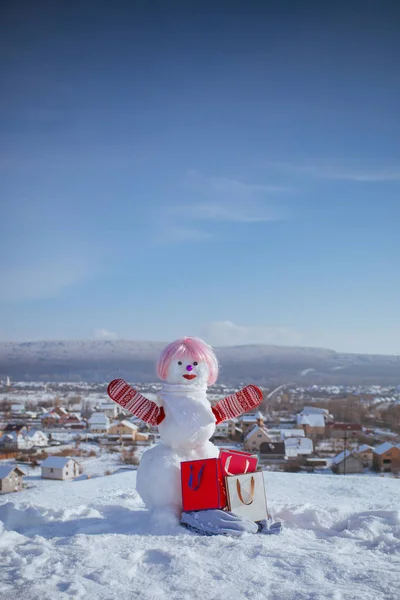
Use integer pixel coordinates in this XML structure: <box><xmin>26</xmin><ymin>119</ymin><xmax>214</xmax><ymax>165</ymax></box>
<box><xmin>183</xmin><ymin>374</ymin><xmax>197</xmax><ymax>380</ymax></box>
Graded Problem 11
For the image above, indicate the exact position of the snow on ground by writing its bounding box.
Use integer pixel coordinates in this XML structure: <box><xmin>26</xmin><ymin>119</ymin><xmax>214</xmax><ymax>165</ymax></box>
<box><xmin>1</xmin><ymin>470</ymin><xmax>399</xmax><ymax>600</ymax></box>
<box><xmin>9</xmin><ymin>443</ymin><xmax>141</xmax><ymax>483</ymax></box>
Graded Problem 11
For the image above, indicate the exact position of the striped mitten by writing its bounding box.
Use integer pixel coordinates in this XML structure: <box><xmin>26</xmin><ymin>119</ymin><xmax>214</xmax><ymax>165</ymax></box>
<box><xmin>212</xmin><ymin>385</ymin><xmax>263</xmax><ymax>424</ymax></box>
<box><xmin>107</xmin><ymin>379</ymin><xmax>165</xmax><ymax>425</ymax></box>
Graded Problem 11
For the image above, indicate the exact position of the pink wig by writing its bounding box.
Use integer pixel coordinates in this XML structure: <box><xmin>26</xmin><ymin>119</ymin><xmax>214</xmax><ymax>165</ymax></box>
<box><xmin>157</xmin><ymin>337</ymin><xmax>219</xmax><ymax>385</ymax></box>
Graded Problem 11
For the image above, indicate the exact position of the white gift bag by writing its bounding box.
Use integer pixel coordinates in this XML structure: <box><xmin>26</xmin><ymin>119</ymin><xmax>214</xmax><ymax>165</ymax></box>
<box><xmin>225</xmin><ymin>471</ymin><xmax>268</xmax><ymax>522</ymax></box>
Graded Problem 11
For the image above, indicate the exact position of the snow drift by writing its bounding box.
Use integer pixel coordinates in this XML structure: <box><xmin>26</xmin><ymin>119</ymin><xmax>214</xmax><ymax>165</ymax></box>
<box><xmin>1</xmin><ymin>470</ymin><xmax>399</xmax><ymax>600</ymax></box>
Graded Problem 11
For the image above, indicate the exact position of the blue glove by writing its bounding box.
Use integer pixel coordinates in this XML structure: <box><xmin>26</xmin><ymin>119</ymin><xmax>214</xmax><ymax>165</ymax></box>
<box><xmin>257</xmin><ymin>517</ymin><xmax>283</xmax><ymax>535</ymax></box>
<box><xmin>181</xmin><ymin>509</ymin><xmax>259</xmax><ymax>536</ymax></box>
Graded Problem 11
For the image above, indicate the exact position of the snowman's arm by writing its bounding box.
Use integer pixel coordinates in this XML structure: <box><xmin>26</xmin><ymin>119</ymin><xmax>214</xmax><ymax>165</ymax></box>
<box><xmin>211</xmin><ymin>385</ymin><xmax>263</xmax><ymax>424</ymax></box>
<box><xmin>107</xmin><ymin>379</ymin><xmax>165</xmax><ymax>426</ymax></box>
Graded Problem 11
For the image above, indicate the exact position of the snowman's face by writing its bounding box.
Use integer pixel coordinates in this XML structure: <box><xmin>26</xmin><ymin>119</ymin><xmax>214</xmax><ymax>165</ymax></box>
<box><xmin>166</xmin><ymin>354</ymin><xmax>209</xmax><ymax>386</ymax></box>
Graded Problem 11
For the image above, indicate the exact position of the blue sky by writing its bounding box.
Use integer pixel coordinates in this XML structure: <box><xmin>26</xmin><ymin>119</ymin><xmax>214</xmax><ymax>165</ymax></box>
<box><xmin>1</xmin><ymin>0</ymin><xmax>399</xmax><ymax>354</ymax></box>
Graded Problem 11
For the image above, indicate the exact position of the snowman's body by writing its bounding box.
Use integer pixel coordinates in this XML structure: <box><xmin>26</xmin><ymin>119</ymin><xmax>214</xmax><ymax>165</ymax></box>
<box><xmin>107</xmin><ymin>337</ymin><xmax>276</xmax><ymax>535</ymax></box>
<box><xmin>137</xmin><ymin>379</ymin><xmax>219</xmax><ymax>514</ymax></box>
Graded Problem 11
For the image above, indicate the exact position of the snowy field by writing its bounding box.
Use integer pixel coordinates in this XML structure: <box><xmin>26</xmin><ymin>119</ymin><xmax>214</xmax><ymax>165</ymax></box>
<box><xmin>1</xmin><ymin>468</ymin><xmax>399</xmax><ymax>600</ymax></box>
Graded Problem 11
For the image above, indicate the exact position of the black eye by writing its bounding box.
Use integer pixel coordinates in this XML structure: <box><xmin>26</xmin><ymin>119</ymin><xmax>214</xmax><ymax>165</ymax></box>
<box><xmin>178</xmin><ymin>361</ymin><xmax>182</xmax><ymax>366</ymax></box>
<box><xmin>193</xmin><ymin>361</ymin><xmax>198</xmax><ymax>366</ymax></box>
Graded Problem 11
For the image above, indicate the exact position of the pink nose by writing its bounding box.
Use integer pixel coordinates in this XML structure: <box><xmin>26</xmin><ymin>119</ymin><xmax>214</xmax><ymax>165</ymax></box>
<box><xmin>186</xmin><ymin>365</ymin><xmax>193</xmax><ymax>371</ymax></box>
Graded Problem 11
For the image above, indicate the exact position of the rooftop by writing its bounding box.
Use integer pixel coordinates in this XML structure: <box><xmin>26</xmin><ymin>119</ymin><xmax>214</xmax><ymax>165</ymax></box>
<box><xmin>244</xmin><ymin>424</ymin><xmax>270</xmax><ymax>441</ymax></box>
<box><xmin>116</xmin><ymin>420</ymin><xmax>138</xmax><ymax>430</ymax></box>
<box><xmin>281</xmin><ymin>429</ymin><xmax>305</xmax><ymax>439</ymax></box>
<box><xmin>357</xmin><ymin>444</ymin><xmax>374</xmax><ymax>453</ymax></box>
<box><xmin>332</xmin><ymin>449</ymin><xmax>354</xmax><ymax>465</ymax></box>
<box><xmin>88</xmin><ymin>412</ymin><xmax>110</xmax><ymax>424</ymax></box>
<box><xmin>285</xmin><ymin>437</ymin><xmax>313</xmax><ymax>449</ymax></box>
<box><xmin>25</xmin><ymin>429</ymin><xmax>47</xmax><ymax>438</ymax></box>
<box><xmin>330</xmin><ymin>423</ymin><xmax>362</xmax><ymax>431</ymax></box>
<box><xmin>41</xmin><ymin>456</ymin><xmax>78</xmax><ymax>469</ymax></box>
<box><xmin>241</xmin><ymin>414</ymin><xmax>259</xmax><ymax>423</ymax></box>
<box><xmin>298</xmin><ymin>407</ymin><xmax>329</xmax><ymax>415</ymax></box>
<box><xmin>373</xmin><ymin>442</ymin><xmax>397</xmax><ymax>456</ymax></box>
<box><xmin>0</xmin><ymin>465</ymin><xmax>25</xmax><ymax>479</ymax></box>
<box><xmin>4</xmin><ymin>424</ymin><xmax>26</xmax><ymax>432</ymax></box>
<box><xmin>297</xmin><ymin>414</ymin><xmax>326</xmax><ymax>428</ymax></box>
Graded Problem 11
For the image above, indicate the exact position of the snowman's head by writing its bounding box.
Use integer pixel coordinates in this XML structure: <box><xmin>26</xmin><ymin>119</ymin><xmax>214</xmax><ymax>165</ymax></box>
<box><xmin>157</xmin><ymin>337</ymin><xmax>219</xmax><ymax>386</ymax></box>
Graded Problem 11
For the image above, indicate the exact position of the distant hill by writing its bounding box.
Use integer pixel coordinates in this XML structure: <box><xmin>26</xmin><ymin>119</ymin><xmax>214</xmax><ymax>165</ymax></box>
<box><xmin>0</xmin><ymin>340</ymin><xmax>399</xmax><ymax>385</ymax></box>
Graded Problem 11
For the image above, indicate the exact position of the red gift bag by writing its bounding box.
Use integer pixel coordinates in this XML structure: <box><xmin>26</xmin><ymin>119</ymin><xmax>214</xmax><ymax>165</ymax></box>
<box><xmin>181</xmin><ymin>458</ymin><xmax>227</xmax><ymax>511</ymax></box>
<box><xmin>219</xmin><ymin>449</ymin><xmax>258</xmax><ymax>477</ymax></box>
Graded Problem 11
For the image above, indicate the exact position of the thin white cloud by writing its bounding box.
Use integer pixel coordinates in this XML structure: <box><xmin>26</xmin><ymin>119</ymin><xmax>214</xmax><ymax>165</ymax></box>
<box><xmin>210</xmin><ymin>177</ymin><xmax>287</xmax><ymax>192</ymax></box>
<box><xmin>202</xmin><ymin>321</ymin><xmax>303</xmax><ymax>347</ymax></box>
<box><xmin>94</xmin><ymin>328</ymin><xmax>118</xmax><ymax>340</ymax></box>
<box><xmin>171</xmin><ymin>200</ymin><xmax>286</xmax><ymax>223</ymax></box>
<box><xmin>185</xmin><ymin>169</ymin><xmax>290</xmax><ymax>194</ymax></box>
<box><xmin>267</xmin><ymin>161</ymin><xmax>400</xmax><ymax>182</ymax></box>
<box><xmin>162</xmin><ymin>169</ymin><xmax>290</xmax><ymax>228</ymax></box>
<box><xmin>152</xmin><ymin>170</ymin><xmax>290</xmax><ymax>244</ymax></box>
<box><xmin>0</xmin><ymin>261</ymin><xmax>90</xmax><ymax>301</ymax></box>
<box><xmin>153</xmin><ymin>225</ymin><xmax>218</xmax><ymax>244</ymax></box>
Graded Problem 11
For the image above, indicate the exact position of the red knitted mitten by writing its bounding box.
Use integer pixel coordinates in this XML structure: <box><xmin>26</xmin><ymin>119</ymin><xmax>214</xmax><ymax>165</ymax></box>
<box><xmin>212</xmin><ymin>385</ymin><xmax>263</xmax><ymax>424</ymax></box>
<box><xmin>107</xmin><ymin>379</ymin><xmax>165</xmax><ymax>425</ymax></box>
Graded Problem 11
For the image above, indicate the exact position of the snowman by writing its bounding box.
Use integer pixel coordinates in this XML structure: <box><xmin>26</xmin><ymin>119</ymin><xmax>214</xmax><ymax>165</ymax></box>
<box><xmin>108</xmin><ymin>337</ymin><xmax>281</xmax><ymax>535</ymax></box>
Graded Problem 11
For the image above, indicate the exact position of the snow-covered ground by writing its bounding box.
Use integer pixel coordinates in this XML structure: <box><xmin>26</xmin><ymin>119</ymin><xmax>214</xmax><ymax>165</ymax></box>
<box><xmin>6</xmin><ymin>443</ymin><xmax>142</xmax><ymax>481</ymax></box>
<box><xmin>1</xmin><ymin>468</ymin><xmax>399</xmax><ymax>600</ymax></box>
